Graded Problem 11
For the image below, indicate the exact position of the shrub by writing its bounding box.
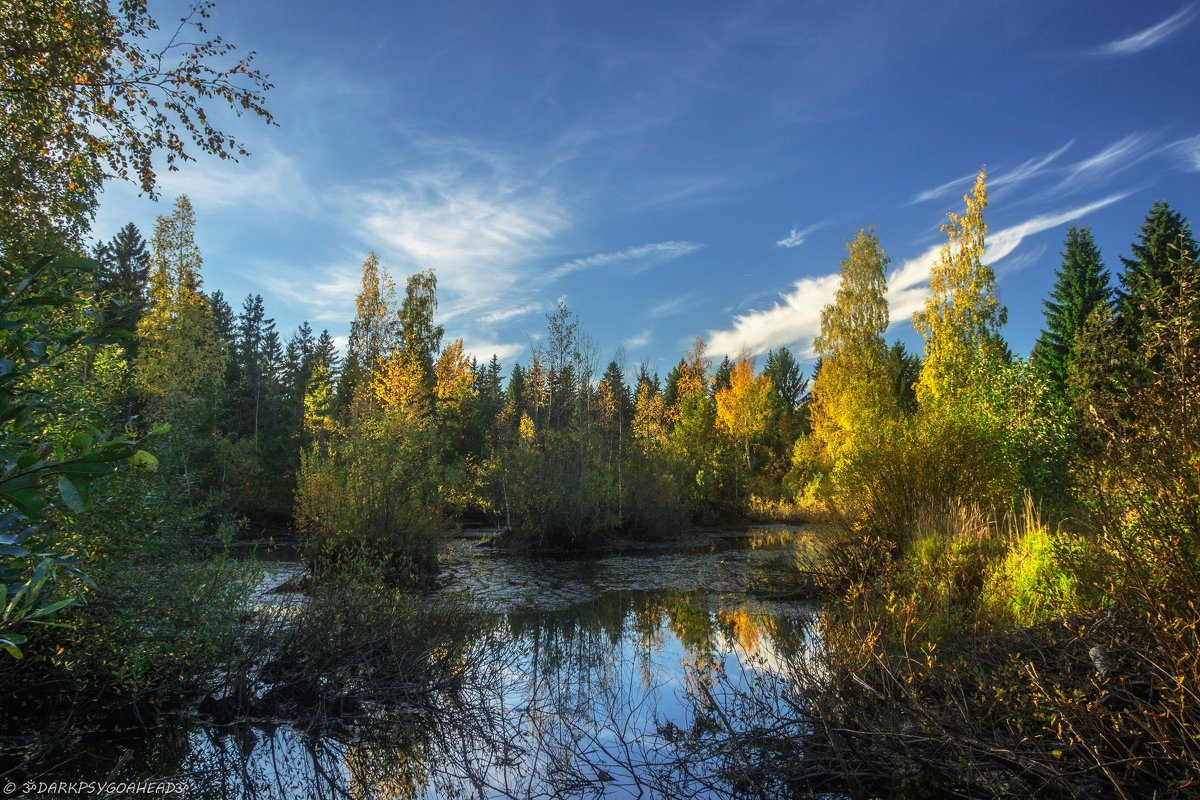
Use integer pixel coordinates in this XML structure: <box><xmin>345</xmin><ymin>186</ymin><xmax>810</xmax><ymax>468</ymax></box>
<box><xmin>823</xmin><ymin>413</ymin><xmax>1018</xmax><ymax>580</ymax></box>
<box><xmin>295</xmin><ymin>411</ymin><xmax>442</xmax><ymax>582</ymax></box>
<box><xmin>982</xmin><ymin>502</ymin><xmax>1082</xmax><ymax>626</ymax></box>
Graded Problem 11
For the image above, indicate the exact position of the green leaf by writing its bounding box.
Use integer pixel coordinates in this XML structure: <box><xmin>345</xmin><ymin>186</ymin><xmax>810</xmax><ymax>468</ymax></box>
<box><xmin>2</xmin><ymin>488</ymin><xmax>44</xmax><ymax>519</ymax></box>
<box><xmin>1</xmin><ymin>635</ymin><xmax>26</xmax><ymax>659</ymax></box>
<box><xmin>58</xmin><ymin>476</ymin><xmax>86</xmax><ymax>512</ymax></box>
<box><xmin>26</xmin><ymin>597</ymin><xmax>79</xmax><ymax>620</ymax></box>
<box><xmin>69</xmin><ymin>432</ymin><xmax>93</xmax><ymax>453</ymax></box>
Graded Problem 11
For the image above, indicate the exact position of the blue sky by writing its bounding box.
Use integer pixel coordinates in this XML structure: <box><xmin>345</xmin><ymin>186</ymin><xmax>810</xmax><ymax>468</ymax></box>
<box><xmin>94</xmin><ymin>0</ymin><xmax>1200</xmax><ymax>375</ymax></box>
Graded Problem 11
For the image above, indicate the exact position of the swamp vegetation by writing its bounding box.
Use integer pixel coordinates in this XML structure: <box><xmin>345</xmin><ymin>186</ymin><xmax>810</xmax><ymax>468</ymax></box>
<box><xmin>2</xmin><ymin>3</ymin><xmax>1200</xmax><ymax>798</ymax></box>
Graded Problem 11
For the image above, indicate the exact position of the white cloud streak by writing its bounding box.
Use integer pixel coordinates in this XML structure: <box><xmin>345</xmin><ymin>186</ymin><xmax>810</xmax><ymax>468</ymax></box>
<box><xmin>707</xmin><ymin>195</ymin><xmax>1129</xmax><ymax>359</ymax></box>
<box><xmin>481</xmin><ymin>302</ymin><xmax>544</xmax><ymax>324</ymax></box>
<box><xmin>648</xmin><ymin>293</ymin><xmax>698</xmax><ymax>319</ymax></box>
<box><xmin>1169</xmin><ymin>133</ymin><xmax>1200</xmax><ymax>171</ymax></box>
<box><xmin>623</xmin><ymin>329</ymin><xmax>651</xmax><ymax>350</ymax></box>
<box><xmin>985</xmin><ymin>193</ymin><xmax>1128</xmax><ymax>263</ymax></box>
<box><xmin>775</xmin><ymin>220</ymin><xmax>830</xmax><ymax>248</ymax></box>
<box><xmin>257</xmin><ymin>262</ymin><xmax>364</xmax><ymax>322</ymax></box>
<box><xmin>547</xmin><ymin>241</ymin><xmax>703</xmax><ymax>282</ymax></box>
<box><xmin>157</xmin><ymin>148</ymin><xmax>317</xmax><ymax>214</ymax></box>
<box><xmin>461</xmin><ymin>339</ymin><xmax>525</xmax><ymax>363</ymax></box>
<box><xmin>1095</xmin><ymin>5</ymin><xmax>1196</xmax><ymax>56</ymax></box>
<box><xmin>909</xmin><ymin>171</ymin><xmax>976</xmax><ymax>205</ymax></box>
<box><xmin>355</xmin><ymin>167</ymin><xmax>568</xmax><ymax>325</ymax></box>
<box><xmin>992</xmin><ymin>141</ymin><xmax>1074</xmax><ymax>188</ymax></box>
<box><xmin>1063</xmin><ymin>134</ymin><xmax>1149</xmax><ymax>183</ymax></box>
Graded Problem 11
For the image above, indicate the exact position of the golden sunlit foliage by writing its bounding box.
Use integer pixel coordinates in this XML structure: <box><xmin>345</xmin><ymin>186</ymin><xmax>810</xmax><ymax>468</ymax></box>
<box><xmin>715</xmin><ymin>355</ymin><xmax>773</xmax><ymax>472</ymax></box>
<box><xmin>811</xmin><ymin>227</ymin><xmax>895</xmax><ymax>460</ymax></box>
<box><xmin>914</xmin><ymin>169</ymin><xmax>1008</xmax><ymax>409</ymax></box>
<box><xmin>135</xmin><ymin>194</ymin><xmax>224</xmax><ymax>424</ymax></box>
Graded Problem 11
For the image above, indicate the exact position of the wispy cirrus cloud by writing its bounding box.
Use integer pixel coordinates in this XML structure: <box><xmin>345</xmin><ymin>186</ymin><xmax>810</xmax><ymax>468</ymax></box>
<box><xmin>985</xmin><ymin>193</ymin><xmax>1128</xmax><ymax>263</ymax></box>
<box><xmin>257</xmin><ymin>260</ymin><xmax>366</xmax><ymax>323</ymax></box>
<box><xmin>992</xmin><ymin>141</ymin><xmax>1074</xmax><ymax>189</ymax></box>
<box><xmin>354</xmin><ymin>167</ymin><xmax>568</xmax><ymax>325</ymax></box>
<box><xmin>910</xmin><ymin>141</ymin><xmax>1074</xmax><ymax>207</ymax></box>
<box><xmin>623</xmin><ymin>329</ymin><xmax>652</xmax><ymax>350</ymax></box>
<box><xmin>775</xmin><ymin>220</ymin><xmax>830</xmax><ymax>248</ymax></box>
<box><xmin>1095</xmin><ymin>5</ymin><xmax>1196</xmax><ymax>56</ymax></box>
<box><xmin>1062</xmin><ymin>134</ymin><xmax>1150</xmax><ymax>184</ymax></box>
<box><xmin>547</xmin><ymin>241</ymin><xmax>703</xmax><ymax>282</ymax></box>
<box><xmin>480</xmin><ymin>302</ymin><xmax>545</xmax><ymax>325</ymax></box>
<box><xmin>708</xmin><ymin>194</ymin><xmax>1129</xmax><ymax>359</ymax></box>
<box><xmin>648</xmin><ymin>293</ymin><xmax>699</xmax><ymax>319</ymax></box>
<box><xmin>909</xmin><ymin>171</ymin><xmax>977</xmax><ymax>205</ymax></box>
<box><xmin>1168</xmin><ymin>133</ymin><xmax>1200</xmax><ymax>171</ymax></box>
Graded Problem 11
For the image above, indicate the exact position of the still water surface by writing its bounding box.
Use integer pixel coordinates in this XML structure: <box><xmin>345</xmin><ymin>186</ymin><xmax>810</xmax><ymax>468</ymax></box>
<box><xmin>83</xmin><ymin>526</ymin><xmax>820</xmax><ymax>799</ymax></box>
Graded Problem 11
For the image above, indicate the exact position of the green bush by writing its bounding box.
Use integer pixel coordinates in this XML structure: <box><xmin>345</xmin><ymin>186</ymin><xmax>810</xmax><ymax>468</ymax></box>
<box><xmin>982</xmin><ymin>508</ymin><xmax>1081</xmax><ymax>626</ymax></box>
<box><xmin>824</xmin><ymin>413</ymin><xmax>1018</xmax><ymax>579</ymax></box>
<box><xmin>295</xmin><ymin>410</ymin><xmax>443</xmax><ymax>582</ymax></box>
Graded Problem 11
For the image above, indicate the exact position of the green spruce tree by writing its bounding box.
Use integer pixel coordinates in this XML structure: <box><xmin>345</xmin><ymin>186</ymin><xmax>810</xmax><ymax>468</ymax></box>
<box><xmin>1118</xmin><ymin>201</ymin><xmax>1198</xmax><ymax>354</ymax></box>
<box><xmin>1032</xmin><ymin>225</ymin><xmax>1114</xmax><ymax>391</ymax></box>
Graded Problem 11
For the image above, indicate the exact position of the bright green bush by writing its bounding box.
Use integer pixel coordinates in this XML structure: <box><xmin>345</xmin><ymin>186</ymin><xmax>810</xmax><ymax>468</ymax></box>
<box><xmin>983</xmin><ymin>521</ymin><xmax>1080</xmax><ymax>626</ymax></box>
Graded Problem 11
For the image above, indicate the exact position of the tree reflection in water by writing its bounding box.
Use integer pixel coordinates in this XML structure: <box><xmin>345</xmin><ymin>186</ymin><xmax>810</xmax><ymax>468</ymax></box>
<box><xmin>44</xmin><ymin>528</ymin><xmax>821</xmax><ymax>799</ymax></box>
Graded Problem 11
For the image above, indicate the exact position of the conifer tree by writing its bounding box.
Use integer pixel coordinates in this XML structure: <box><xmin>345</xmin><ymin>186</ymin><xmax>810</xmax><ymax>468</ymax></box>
<box><xmin>312</xmin><ymin>329</ymin><xmax>340</xmax><ymax>383</ymax></box>
<box><xmin>92</xmin><ymin>221</ymin><xmax>151</xmax><ymax>350</ymax></box>
<box><xmin>886</xmin><ymin>340</ymin><xmax>921</xmax><ymax>415</ymax></box>
<box><xmin>505</xmin><ymin>362</ymin><xmax>527</xmax><ymax>421</ymax></box>
<box><xmin>1118</xmin><ymin>200</ymin><xmax>1198</xmax><ymax>354</ymax></box>
<box><xmin>712</xmin><ymin>356</ymin><xmax>733</xmax><ymax>397</ymax></box>
<box><xmin>763</xmin><ymin>347</ymin><xmax>806</xmax><ymax>413</ymax></box>
<box><xmin>1032</xmin><ymin>225</ymin><xmax>1113</xmax><ymax>391</ymax></box>
<box><xmin>914</xmin><ymin>169</ymin><xmax>1008</xmax><ymax>408</ymax></box>
<box><xmin>477</xmin><ymin>354</ymin><xmax>505</xmax><ymax>431</ymax></box>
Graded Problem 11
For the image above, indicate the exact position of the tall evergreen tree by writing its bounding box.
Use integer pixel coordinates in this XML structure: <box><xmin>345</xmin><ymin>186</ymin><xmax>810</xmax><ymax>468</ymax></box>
<box><xmin>477</xmin><ymin>354</ymin><xmax>505</xmax><ymax>431</ymax></box>
<box><xmin>1032</xmin><ymin>225</ymin><xmax>1114</xmax><ymax>391</ymax></box>
<box><xmin>764</xmin><ymin>347</ymin><xmax>806</xmax><ymax>413</ymax></box>
<box><xmin>505</xmin><ymin>362</ymin><xmax>526</xmax><ymax>420</ymax></box>
<box><xmin>92</xmin><ymin>222</ymin><xmax>151</xmax><ymax>351</ymax></box>
<box><xmin>712</xmin><ymin>355</ymin><xmax>733</xmax><ymax>397</ymax></box>
<box><xmin>284</xmin><ymin>322</ymin><xmax>315</xmax><ymax>399</ymax></box>
<box><xmin>1118</xmin><ymin>201</ymin><xmax>1198</xmax><ymax>354</ymax></box>
<box><xmin>886</xmin><ymin>340</ymin><xmax>921</xmax><ymax>415</ymax></box>
<box><xmin>312</xmin><ymin>329</ymin><xmax>340</xmax><ymax>383</ymax></box>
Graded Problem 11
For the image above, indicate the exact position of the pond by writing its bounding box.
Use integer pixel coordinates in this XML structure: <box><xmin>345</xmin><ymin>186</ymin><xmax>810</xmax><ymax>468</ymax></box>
<box><xmin>30</xmin><ymin>526</ymin><xmax>822</xmax><ymax>799</ymax></box>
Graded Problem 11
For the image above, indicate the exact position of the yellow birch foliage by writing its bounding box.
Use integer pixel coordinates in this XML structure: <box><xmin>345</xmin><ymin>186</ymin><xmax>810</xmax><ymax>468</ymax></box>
<box><xmin>811</xmin><ymin>227</ymin><xmax>895</xmax><ymax>459</ymax></box>
<box><xmin>633</xmin><ymin>380</ymin><xmax>671</xmax><ymax>453</ymax></box>
<box><xmin>715</xmin><ymin>356</ymin><xmax>773</xmax><ymax>469</ymax></box>
<box><xmin>373</xmin><ymin>349</ymin><xmax>426</xmax><ymax>423</ymax></box>
<box><xmin>435</xmin><ymin>338</ymin><xmax>476</xmax><ymax>413</ymax></box>
<box><xmin>913</xmin><ymin>169</ymin><xmax>1008</xmax><ymax>409</ymax></box>
<box><xmin>135</xmin><ymin>195</ymin><xmax>225</xmax><ymax>422</ymax></box>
